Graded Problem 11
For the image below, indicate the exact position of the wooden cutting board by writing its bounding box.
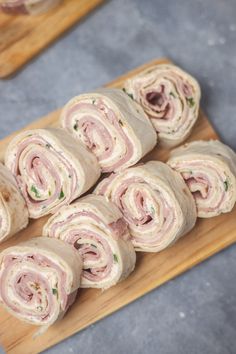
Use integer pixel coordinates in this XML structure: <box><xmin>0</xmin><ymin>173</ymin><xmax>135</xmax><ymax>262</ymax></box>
<box><xmin>0</xmin><ymin>58</ymin><xmax>235</xmax><ymax>354</ymax></box>
<box><xmin>0</xmin><ymin>0</ymin><xmax>104</xmax><ymax>78</ymax></box>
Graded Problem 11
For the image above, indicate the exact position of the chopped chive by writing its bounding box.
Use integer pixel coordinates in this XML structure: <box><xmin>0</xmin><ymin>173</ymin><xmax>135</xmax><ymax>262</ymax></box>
<box><xmin>59</xmin><ymin>189</ymin><xmax>64</xmax><ymax>199</ymax></box>
<box><xmin>122</xmin><ymin>87</ymin><xmax>134</xmax><ymax>100</ymax></box>
<box><xmin>170</xmin><ymin>92</ymin><xmax>176</xmax><ymax>98</ymax></box>
<box><xmin>31</xmin><ymin>185</ymin><xmax>40</xmax><ymax>198</ymax></box>
<box><xmin>186</xmin><ymin>97</ymin><xmax>195</xmax><ymax>108</ymax></box>
<box><xmin>37</xmin><ymin>305</ymin><xmax>43</xmax><ymax>311</ymax></box>
<box><xmin>118</xmin><ymin>120</ymin><xmax>124</xmax><ymax>126</ymax></box>
<box><xmin>224</xmin><ymin>180</ymin><xmax>229</xmax><ymax>191</ymax></box>
<box><xmin>127</xmin><ymin>93</ymin><xmax>134</xmax><ymax>100</ymax></box>
<box><xmin>73</xmin><ymin>123</ymin><xmax>78</xmax><ymax>131</ymax></box>
<box><xmin>150</xmin><ymin>206</ymin><xmax>155</xmax><ymax>214</ymax></box>
<box><xmin>113</xmin><ymin>254</ymin><xmax>118</xmax><ymax>263</ymax></box>
<box><xmin>46</xmin><ymin>143</ymin><xmax>51</xmax><ymax>148</ymax></box>
<box><xmin>48</xmin><ymin>190</ymin><xmax>51</xmax><ymax>196</ymax></box>
<box><xmin>52</xmin><ymin>288</ymin><xmax>58</xmax><ymax>297</ymax></box>
<box><xmin>92</xmin><ymin>99</ymin><xmax>96</xmax><ymax>104</ymax></box>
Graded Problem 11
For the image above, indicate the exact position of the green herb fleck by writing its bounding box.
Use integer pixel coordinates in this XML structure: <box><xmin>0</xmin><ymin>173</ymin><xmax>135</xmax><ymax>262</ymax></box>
<box><xmin>68</xmin><ymin>175</ymin><xmax>72</xmax><ymax>178</ymax></box>
<box><xmin>37</xmin><ymin>305</ymin><xmax>43</xmax><ymax>311</ymax></box>
<box><xmin>46</xmin><ymin>143</ymin><xmax>51</xmax><ymax>149</ymax></box>
<box><xmin>186</xmin><ymin>97</ymin><xmax>195</xmax><ymax>108</ymax></box>
<box><xmin>128</xmin><ymin>92</ymin><xmax>134</xmax><ymax>100</ymax></box>
<box><xmin>113</xmin><ymin>254</ymin><xmax>118</xmax><ymax>263</ymax></box>
<box><xmin>59</xmin><ymin>189</ymin><xmax>64</xmax><ymax>199</ymax></box>
<box><xmin>118</xmin><ymin>120</ymin><xmax>124</xmax><ymax>126</ymax></box>
<box><xmin>31</xmin><ymin>185</ymin><xmax>40</xmax><ymax>198</ymax></box>
<box><xmin>150</xmin><ymin>206</ymin><xmax>155</xmax><ymax>214</ymax></box>
<box><xmin>52</xmin><ymin>288</ymin><xmax>58</xmax><ymax>297</ymax></box>
<box><xmin>73</xmin><ymin>123</ymin><xmax>78</xmax><ymax>131</ymax></box>
<box><xmin>170</xmin><ymin>92</ymin><xmax>176</xmax><ymax>98</ymax></box>
<box><xmin>48</xmin><ymin>190</ymin><xmax>51</xmax><ymax>197</ymax></box>
<box><xmin>92</xmin><ymin>244</ymin><xmax>97</xmax><ymax>248</ymax></box>
<box><xmin>224</xmin><ymin>180</ymin><xmax>229</xmax><ymax>191</ymax></box>
<box><xmin>92</xmin><ymin>99</ymin><xmax>96</xmax><ymax>104</ymax></box>
<box><xmin>122</xmin><ymin>87</ymin><xmax>134</xmax><ymax>100</ymax></box>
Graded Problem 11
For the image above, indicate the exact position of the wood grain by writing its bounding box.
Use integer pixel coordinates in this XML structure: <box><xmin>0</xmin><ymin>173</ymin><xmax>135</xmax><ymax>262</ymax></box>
<box><xmin>0</xmin><ymin>0</ymin><xmax>104</xmax><ymax>78</ymax></box>
<box><xmin>0</xmin><ymin>58</ymin><xmax>235</xmax><ymax>354</ymax></box>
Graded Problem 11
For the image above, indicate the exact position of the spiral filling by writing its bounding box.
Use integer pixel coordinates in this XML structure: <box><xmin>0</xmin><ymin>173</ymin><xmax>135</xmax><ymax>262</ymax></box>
<box><xmin>45</xmin><ymin>210</ymin><xmax>122</xmax><ymax>283</ymax></box>
<box><xmin>0</xmin><ymin>253</ymin><xmax>69</xmax><ymax>325</ymax></box>
<box><xmin>137</xmin><ymin>74</ymin><xmax>194</xmax><ymax>134</ymax></box>
<box><xmin>64</xmin><ymin>99</ymin><xmax>134</xmax><ymax>172</ymax></box>
<box><xmin>103</xmin><ymin>177</ymin><xmax>177</xmax><ymax>247</ymax></box>
<box><xmin>124</xmin><ymin>64</ymin><xmax>201</xmax><ymax>146</ymax></box>
<box><xmin>173</xmin><ymin>161</ymin><xmax>228</xmax><ymax>214</ymax></box>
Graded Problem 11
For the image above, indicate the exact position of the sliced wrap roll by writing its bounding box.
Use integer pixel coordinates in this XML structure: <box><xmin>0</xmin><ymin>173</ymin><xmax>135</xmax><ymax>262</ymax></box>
<box><xmin>0</xmin><ymin>162</ymin><xmax>28</xmax><ymax>243</ymax></box>
<box><xmin>95</xmin><ymin>161</ymin><xmax>197</xmax><ymax>252</ymax></box>
<box><xmin>124</xmin><ymin>64</ymin><xmax>201</xmax><ymax>147</ymax></box>
<box><xmin>0</xmin><ymin>0</ymin><xmax>62</xmax><ymax>15</ymax></box>
<box><xmin>43</xmin><ymin>194</ymin><xmax>136</xmax><ymax>289</ymax></box>
<box><xmin>168</xmin><ymin>140</ymin><xmax>236</xmax><ymax>217</ymax></box>
<box><xmin>60</xmin><ymin>88</ymin><xmax>157</xmax><ymax>172</ymax></box>
<box><xmin>5</xmin><ymin>128</ymin><xmax>101</xmax><ymax>218</ymax></box>
<box><xmin>0</xmin><ymin>237</ymin><xmax>82</xmax><ymax>326</ymax></box>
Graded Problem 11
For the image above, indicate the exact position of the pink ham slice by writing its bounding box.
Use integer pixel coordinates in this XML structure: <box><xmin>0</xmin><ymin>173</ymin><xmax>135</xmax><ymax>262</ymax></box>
<box><xmin>124</xmin><ymin>64</ymin><xmax>201</xmax><ymax>147</ymax></box>
<box><xmin>60</xmin><ymin>88</ymin><xmax>157</xmax><ymax>172</ymax></box>
<box><xmin>0</xmin><ymin>237</ymin><xmax>82</xmax><ymax>327</ymax></box>
<box><xmin>43</xmin><ymin>194</ymin><xmax>136</xmax><ymax>290</ymax></box>
<box><xmin>168</xmin><ymin>140</ymin><xmax>236</xmax><ymax>217</ymax></box>
<box><xmin>95</xmin><ymin>161</ymin><xmax>197</xmax><ymax>252</ymax></box>
<box><xmin>4</xmin><ymin>128</ymin><xmax>101</xmax><ymax>218</ymax></box>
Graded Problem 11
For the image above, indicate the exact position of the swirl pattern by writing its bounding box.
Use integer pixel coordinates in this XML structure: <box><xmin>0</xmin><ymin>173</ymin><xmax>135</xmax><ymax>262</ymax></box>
<box><xmin>4</xmin><ymin>128</ymin><xmax>101</xmax><ymax>218</ymax></box>
<box><xmin>95</xmin><ymin>161</ymin><xmax>197</xmax><ymax>252</ymax></box>
<box><xmin>168</xmin><ymin>140</ymin><xmax>236</xmax><ymax>217</ymax></box>
<box><xmin>0</xmin><ymin>237</ymin><xmax>82</xmax><ymax>326</ymax></box>
<box><xmin>0</xmin><ymin>162</ymin><xmax>28</xmax><ymax>243</ymax></box>
<box><xmin>43</xmin><ymin>195</ymin><xmax>136</xmax><ymax>289</ymax></box>
<box><xmin>124</xmin><ymin>64</ymin><xmax>201</xmax><ymax>147</ymax></box>
<box><xmin>60</xmin><ymin>88</ymin><xmax>157</xmax><ymax>172</ymax></box>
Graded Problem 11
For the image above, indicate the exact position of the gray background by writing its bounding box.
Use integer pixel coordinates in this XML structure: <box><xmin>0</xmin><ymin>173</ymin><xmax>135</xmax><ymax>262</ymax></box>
<box><xmin>0</xmin><ymin>0</ymin><xmax>236</xmax><ymax>353</ymax></box>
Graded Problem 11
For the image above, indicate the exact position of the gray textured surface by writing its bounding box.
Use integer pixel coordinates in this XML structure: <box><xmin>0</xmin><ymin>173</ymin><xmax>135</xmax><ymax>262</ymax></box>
<box><xmin>0</xmin><ymin>0</ymin><xmax>236</xmax><ymax>353</ymax></box>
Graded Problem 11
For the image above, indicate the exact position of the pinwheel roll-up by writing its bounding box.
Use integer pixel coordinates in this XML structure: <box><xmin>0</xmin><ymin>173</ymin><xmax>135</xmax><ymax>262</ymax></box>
<box><xmin>5</xmin><ymin>128</ymin><xmax>101</xmax><ymax>218</ymax></box>
<box><xmin>43</xmin><ymin>194</ymin><xmax>136</xmax><ymax>289</ymax></box>
<box><xmin>0</xmin><ymin>0</ymin><xmax>62</xmax><ymax>15</ymax></box>
<box><xmin>168</xmin><ymin>140</ymin><xmax>236</xmax><ymax>217</ymax></box>
<box><xmin>60</xmin><ymin>88</ymin><xmax>157</xmax><ymax>172</ymax></box>
<box><xmin>95</xmin><ymin>161</ymin><xmax>197</xmax><ymax>252</ymax></box>
<box><xmin>124</xmin><ymin>64</ymin><xmax>201</xmax><ymax>147</ymax></box>
<box><xmin>0</xmin><ymin>163</ymin><xmax>28</xmax><ymax>243</ymax></box>
<box><xmin>0</xmin><ymin>237</ymin><xmax>82</xmax><ymax>326</ymax></box>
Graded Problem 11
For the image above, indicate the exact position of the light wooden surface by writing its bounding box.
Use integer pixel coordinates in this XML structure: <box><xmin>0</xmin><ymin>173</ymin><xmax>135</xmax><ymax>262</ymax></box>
<box><xmin>0</xmin><ymin>58</ymin><xmax>235</xmax><ymax>354</ymax></box>
<box><xmin>0</xmin><ymin>0</ymin><xmax>104</xmax><ymax>78</ymax></box>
